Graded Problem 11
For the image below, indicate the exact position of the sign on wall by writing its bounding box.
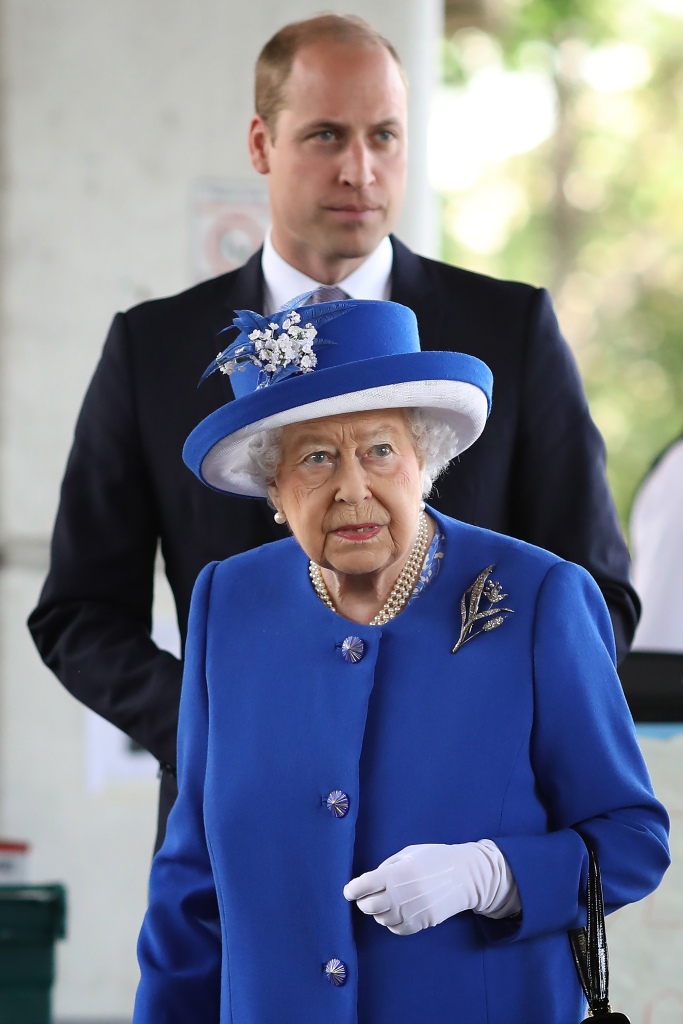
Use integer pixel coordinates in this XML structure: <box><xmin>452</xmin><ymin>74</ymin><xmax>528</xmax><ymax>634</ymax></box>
<box><xmin>189</xmin><ymin>178</ymin><xmax>270</xmax><ymax>282</ymax></box>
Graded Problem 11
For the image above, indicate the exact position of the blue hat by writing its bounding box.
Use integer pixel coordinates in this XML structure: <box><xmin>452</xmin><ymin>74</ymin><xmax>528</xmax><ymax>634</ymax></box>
<box><xmin>183</xmin><ymin>296</ymin><xmax>493</xmax><ymax>498</ymax></box>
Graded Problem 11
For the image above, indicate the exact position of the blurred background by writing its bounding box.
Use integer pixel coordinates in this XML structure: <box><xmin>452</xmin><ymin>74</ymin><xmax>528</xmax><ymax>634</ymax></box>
<box><xmin>436</xmin><ymin>0</ymin><xmax>683</xmax><ymax>527</ymax></box>
<box><xmin>0</xmin><ymin>0</ymin><xmax>681</xmax><ymax>1021</ymax></box>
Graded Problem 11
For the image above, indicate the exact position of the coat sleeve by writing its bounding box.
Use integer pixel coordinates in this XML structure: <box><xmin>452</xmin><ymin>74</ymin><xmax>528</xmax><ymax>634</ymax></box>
<box><xmin>481</xmin><ymin>560</ymin><xmax>669</xmax><ymax>945</ymax></box>
<box><xmin>510</xmin><ymin>289</ymin><xmax>639</xmax><ymax>662</ymax></box>
<box><xmin>134</xmin><ymin>561</ymin><xmax>222</xmax><ymax>1023</ymax></box>
<box><xmin>26</xmin><ymin>312</ymin><xmax>182</xmax><ymax>768</ymax></box>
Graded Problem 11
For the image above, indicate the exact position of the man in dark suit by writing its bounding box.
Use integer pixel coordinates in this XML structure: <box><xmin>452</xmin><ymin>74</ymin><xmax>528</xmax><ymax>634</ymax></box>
<box><xmin>28</xmin><ymin>14</ymin><xmax>638</xmax><ymax>849</ymax></box>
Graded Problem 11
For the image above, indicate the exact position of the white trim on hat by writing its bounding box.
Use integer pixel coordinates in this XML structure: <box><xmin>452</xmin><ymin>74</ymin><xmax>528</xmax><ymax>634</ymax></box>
<box><xmin>200</xmin><ymin>378</ymin><xmax>488</xmax><ymax>498</ymax></box>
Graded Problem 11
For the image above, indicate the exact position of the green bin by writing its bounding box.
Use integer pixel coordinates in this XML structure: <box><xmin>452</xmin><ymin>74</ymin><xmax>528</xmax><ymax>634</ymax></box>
<box><xmin>0</xmin><ymin>885</ymin><xmax>67</xmax><ymax>1024</ymax></box>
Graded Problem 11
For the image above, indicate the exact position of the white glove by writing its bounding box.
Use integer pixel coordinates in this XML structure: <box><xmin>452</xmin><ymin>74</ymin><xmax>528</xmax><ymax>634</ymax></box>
<box><xmin>343</xmin><ymin>839</ymin><xmax>520</xmax><ymax>936</ymax></box>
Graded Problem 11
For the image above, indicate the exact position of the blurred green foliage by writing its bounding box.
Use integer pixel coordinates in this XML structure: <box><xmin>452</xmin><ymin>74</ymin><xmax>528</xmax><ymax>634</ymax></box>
<box><xmin>439</xmin><ymin>0</ymin><xmax>683</xmax><ymax>532</ymax></box>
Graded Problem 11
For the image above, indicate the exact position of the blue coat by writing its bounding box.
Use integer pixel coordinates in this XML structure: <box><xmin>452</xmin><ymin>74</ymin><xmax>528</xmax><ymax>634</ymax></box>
<box><xmin>134</xmin><ymin>509</ymin><xmax>668</xmax><ymax>1024</ymax></box>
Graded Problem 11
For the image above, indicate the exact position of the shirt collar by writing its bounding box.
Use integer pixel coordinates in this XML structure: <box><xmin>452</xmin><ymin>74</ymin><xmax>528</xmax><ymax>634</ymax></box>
<box><xmin>261</xmin><ymin>232</ymin><xmax>393</xmax><ymax>314</ymax></box>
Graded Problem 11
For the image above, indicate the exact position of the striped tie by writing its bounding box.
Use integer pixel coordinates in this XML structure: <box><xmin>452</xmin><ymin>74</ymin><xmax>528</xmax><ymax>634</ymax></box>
<box><xmin>305</xmin><ymin>285</ymin><xmax>349</xmax><ymax>304</ymax></box>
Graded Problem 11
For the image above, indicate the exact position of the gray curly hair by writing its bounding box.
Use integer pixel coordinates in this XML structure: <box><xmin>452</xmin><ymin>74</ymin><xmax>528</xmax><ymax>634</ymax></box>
<box><xmin>245</xmin><ymin>408</ymin><xmax>459</xmax><ymax>498</ymax></box>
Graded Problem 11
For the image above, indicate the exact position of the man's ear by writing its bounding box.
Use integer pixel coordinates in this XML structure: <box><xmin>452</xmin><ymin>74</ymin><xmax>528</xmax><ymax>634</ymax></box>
<box><xmin>249</xmin><ymin>115</ymin><xmax>272</xmax><ymax>175</ymax></box>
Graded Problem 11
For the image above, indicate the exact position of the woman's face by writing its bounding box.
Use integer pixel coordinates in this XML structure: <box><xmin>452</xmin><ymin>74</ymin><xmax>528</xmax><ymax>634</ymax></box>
<box><xmin>268</xmin><ymin>408</ymin><xmax>425</xmax><ymax>576</ymax></box>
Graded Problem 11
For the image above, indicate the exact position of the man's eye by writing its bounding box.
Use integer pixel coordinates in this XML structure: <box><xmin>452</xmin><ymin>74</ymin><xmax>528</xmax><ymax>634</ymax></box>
<box><xmin>377</xmin><ymin>130</ymin><xmax>394</xmax><ymax>142</ymax></box>
<box><xmin>316</xmin><ymin>130</ymin><xmax>335</xmax><ymax>142</ymax></box>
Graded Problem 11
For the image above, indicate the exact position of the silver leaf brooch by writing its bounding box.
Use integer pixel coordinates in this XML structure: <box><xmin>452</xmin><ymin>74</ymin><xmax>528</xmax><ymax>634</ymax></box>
<box><xmin>452</xmin><ymin>564</ymin><xmax>514</xmax><ymax>654</ymax></box>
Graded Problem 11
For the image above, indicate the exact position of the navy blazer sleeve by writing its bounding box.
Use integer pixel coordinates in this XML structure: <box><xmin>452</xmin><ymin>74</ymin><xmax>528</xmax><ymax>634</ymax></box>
<box><xmin>27</xmin><ymin>312</ymin><xmax>182</xmax><ymax>767</ymax></box>
<box><xmin>509</xmin><ymin>290</ymin><xmax>637</xmax><ymax>660</ymax></box>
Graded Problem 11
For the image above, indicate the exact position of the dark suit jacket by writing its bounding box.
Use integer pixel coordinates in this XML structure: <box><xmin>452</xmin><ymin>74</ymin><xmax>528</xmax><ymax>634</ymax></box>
<box><xmin>28</xmin><ymin>238</ymin><xmax>638</xmax><ymax>843</ymax></box>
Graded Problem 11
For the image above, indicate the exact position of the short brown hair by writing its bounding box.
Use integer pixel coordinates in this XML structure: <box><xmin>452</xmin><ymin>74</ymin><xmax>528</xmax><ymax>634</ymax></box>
<box><xmin>255</xmin><ymin>14</ymin><xmax>406</xmax><ymax>136</ymax></box>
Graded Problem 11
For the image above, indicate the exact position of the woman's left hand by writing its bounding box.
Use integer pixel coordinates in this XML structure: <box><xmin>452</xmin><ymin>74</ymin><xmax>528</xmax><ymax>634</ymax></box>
<box><xmin>343</xmin><ymin>840</ymin><xmax>520</xmax><ymax>936</ymax></box>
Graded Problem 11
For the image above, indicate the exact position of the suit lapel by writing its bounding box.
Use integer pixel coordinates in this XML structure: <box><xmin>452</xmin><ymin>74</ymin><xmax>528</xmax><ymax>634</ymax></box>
<box><xmin>389</xmin><ymin>236</ymin><xmax>445</xmax><ymax>351</ymax></box>
<box><xmin>222</xmin><ymin>247</ymin><xmax>265</xmax><ymax>315</ymax></box>
<box><xmin>193</xmin><ymin>248</ymin><xmax>266</xmax><ymax>414</ymax></box>
<box><xmin>197</xmin><ymin>248</ymin><xmax>265</xmax><ymax>370</ymax></box>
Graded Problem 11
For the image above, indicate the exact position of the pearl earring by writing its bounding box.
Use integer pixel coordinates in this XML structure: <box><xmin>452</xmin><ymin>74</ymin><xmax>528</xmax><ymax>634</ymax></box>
<box><xmin>274</xmin><ymin>511</ymin><xmax>286</xmax><ymax>525</ymax></box>
<box><xmin>419</xmin><ymin>500</ymin><xmax>426</xmax><ymax>512</ymax></box>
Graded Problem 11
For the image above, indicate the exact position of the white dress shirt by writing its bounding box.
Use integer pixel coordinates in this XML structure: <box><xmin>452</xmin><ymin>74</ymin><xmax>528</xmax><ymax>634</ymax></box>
<box><xmin>261</xmin><ymin>232</ymin><xmax>393</xmax><ymax>314</ymax></box>
<box><xmin>631</xmin><ymin>437</ymin><xmax>683</xmax><ymax>652</ymax></box>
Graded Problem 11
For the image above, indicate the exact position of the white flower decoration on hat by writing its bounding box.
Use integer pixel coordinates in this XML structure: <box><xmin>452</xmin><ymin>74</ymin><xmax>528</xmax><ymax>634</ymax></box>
<box><xmin>199</xmin><ymin>296</ymin><xmax>353</xmax><ymax>390</ymax></box>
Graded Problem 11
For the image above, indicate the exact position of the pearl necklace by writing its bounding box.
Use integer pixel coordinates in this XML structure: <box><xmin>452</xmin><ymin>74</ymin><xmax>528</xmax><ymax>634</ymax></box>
<box><xmin>308</xmin><ymin>512</ymin><xmax>430</xmax><ymax>626</ymax></box>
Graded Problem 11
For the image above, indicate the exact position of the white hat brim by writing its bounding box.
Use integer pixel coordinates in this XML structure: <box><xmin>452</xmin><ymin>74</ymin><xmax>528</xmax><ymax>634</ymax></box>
<box><xmin>201</xmin><ymin>378</ymin><xmax>488</xmax><ymax>498</ymax></box>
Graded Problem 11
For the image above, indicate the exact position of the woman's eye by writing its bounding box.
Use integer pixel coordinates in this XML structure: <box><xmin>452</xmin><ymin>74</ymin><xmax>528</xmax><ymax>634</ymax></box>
<box><xmin>370</xmin><ymin>444</ymin><xmax>392</xmax><ymax>458</ymax></box>
<box><xmin>305</xmin><ymin>451</ymin><xmax>331</xmax><ymax>465</ymax></box>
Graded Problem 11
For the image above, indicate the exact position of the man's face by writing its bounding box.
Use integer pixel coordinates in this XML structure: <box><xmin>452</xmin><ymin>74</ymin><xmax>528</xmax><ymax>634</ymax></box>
<box><xmin>249</xmin><ymin>40</ymin><xmax>408</xmax><ymax>281</ymax></box>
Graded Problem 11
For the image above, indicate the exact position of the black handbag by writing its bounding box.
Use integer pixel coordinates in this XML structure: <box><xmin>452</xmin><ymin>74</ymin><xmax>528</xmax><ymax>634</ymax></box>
<box><xmin>569</xmin><ymin>841</ymin><xmax>631</xmax><ymax>1022</ymax></box>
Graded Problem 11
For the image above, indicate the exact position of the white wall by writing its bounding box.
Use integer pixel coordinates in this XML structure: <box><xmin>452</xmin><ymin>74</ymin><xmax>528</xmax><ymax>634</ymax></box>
<box><xmin>0</xmin><ymin>0</ymin><xmax>442</xmax><ymax>1017</ymax></box>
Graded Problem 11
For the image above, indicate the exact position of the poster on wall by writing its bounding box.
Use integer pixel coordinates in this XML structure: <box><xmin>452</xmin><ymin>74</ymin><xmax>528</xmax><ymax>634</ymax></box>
<box><xmin>189</xmin><ymin>177</ymin><xmax>270</xmax><ymax>283</ymax></box>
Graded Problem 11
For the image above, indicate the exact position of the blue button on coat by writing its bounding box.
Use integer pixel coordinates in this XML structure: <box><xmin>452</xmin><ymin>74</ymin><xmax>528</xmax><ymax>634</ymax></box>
<box><xmin>134</xmin><ymin>509</ymin><xmax>669</xmax><ymax>1024</ymax></box>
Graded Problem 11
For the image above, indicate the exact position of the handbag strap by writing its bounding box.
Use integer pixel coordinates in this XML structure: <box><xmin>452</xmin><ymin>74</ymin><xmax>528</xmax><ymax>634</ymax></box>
<box><xmin>569</xmin><ymin>841</ymin><xmax>611</xmax><ymax>1016</ymax></box>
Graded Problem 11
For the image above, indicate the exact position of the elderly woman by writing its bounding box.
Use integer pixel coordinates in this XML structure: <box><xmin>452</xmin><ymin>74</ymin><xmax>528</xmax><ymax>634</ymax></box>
<box><xmin>133</xmin><ymin>298</ymin><xmax>668</xmax><ymax>1024</ymax></box>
